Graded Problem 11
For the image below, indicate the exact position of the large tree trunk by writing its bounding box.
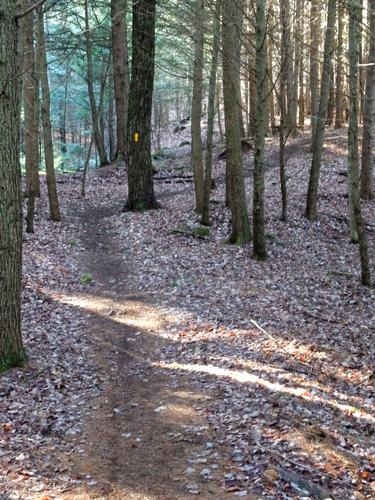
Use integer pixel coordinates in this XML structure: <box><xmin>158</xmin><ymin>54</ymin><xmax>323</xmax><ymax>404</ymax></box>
<box><xmin>201</xmin><ymin>0</ymin><xmax>221</xmax><ymax>227</ymax></box>
<box><xmin>222</xmin><ymin>0</ymin><xmax>251</xmax><ymax>244</ymax></box>
<box><xmin>111</xmin><ymin>0</ymin><xmax>130</xmax><ymax>162</ymax></box>
<box><xmin>22</xmin><ymin>0</ymin><xmax>40</xmax><ymax>233</ymax></box>
<box><xmin>0</xmin><ymin>1</ymin><xmax>25</xmax><ymax>370</ymax></box>
<box><xmin>36</xmin><ymin>6</ymin><xmax>61</xmax><ymax>222</ymax></box>
<box><xmin>305</xmin><ymin>0</ymin><xmax>337</xmax><ymax>220</ymax></box>
<box><xmin>191</xmin><ymin>0</ymin><xmax>205</xmax><ymax>213</ymax></box>
<box><xmin>125</xmin><ymin>0</ymin><xmax>158</xmax><ymax>210</ymax></box>
<box><xmin>84</xmin><ymin>0</ymin><xmax>108</xmax><ymax>167</ymax></box>
<box><xmin>253</xmin><ymin>0</ymin><xmax>268</xmax><ymax>260</ymax></box>
<box><xmin>360</xmin><ymin>0</ymin><xmax>375</xmax><ymax>200</ymax></box>
<box><xmin>347</xmin><ymin>0</ymin><xmax>371</xmax><ymax>286</ymax></box>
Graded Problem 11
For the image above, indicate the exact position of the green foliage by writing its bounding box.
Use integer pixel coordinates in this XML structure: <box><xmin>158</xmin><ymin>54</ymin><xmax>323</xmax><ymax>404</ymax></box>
<box><xmin>0</xmin><ymin>351</ymin><xmax>27</xmax><ymax>373</ymax></box>
<box><xmin>326</xmin><ymin>270</ymin><xmax>354</xmax><ymax>279</ymax></box>
<box><xmin>80</xmin><ymin>272</ymin><xmax>93</xmax><ymax>285</ymax></box>
<box><xmin>170</xmin><ymin>224</ymin><xmax>210</xmax><ymax>239</ymax></box>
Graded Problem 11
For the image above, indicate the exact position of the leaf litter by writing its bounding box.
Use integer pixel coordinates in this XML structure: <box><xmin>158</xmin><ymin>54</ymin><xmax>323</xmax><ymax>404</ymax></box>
<box><xmin>1</xmin><ymin>128</ymin><xmax>374</xmax><ymax>499</ymax></box>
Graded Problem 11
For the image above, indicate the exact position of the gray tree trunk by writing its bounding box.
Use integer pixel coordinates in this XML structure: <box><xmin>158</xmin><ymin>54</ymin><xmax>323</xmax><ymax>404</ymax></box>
<box><xmin>222</xmin><ymin>0</ymin><xmax>251</xmax><ymax>244</ymax></box>
<box><xmin>310</xmin><ymin>0</ymin><xmax>320</xmax><ymax>141</ymax></box>
<box><xmin>0</xmin><ymin>1</ymin><xmax>25</xmax><ymax>371</ymax></box>
<box><xmin>347</xmin><ymin>0</ymin><xmax>371</xmax><ymax>286</ymax></box>
<box><xmin>201</xmin><ymin>0</ymin><xmax>221</xmax><ymax>227</ymax></box>
<box><xmin>335</xmin><ymin>2</ymin><xmax>344</xmax><ymax>129</ymax></box>
<box><xmin>84</xmin><ymin>0</ymin><xmax>108</xmax><ymax>167</ymax></box>
<box><xmin>305</xmin><ymin>0</ymin><xmax>337</xmax><ymax>220</ymax></box>
<box><xmin>125</xmin><ymin>0</ymin><xmax>158</xmax><ymax>210</ymax></box>
<box><xmin>191</xmin><ymin>0</ymin><xmax>205</xmax><ymax>213</ymax></box>
<box><xmin>36</xmin><ymin>6</ymin><xmax>61</xmax><ymax>222</ymax></box>
<box><xmin>253</xmin><ymin>0</ymin><xmax>268</xmax><ymax>260</ymax></box>
<box><xmin>360</xmin><ymin>0</ymin><xmax>375</xmax><ymax>199</ymax></box>
<box><xmin>111</xmin><ymin>0</ymin><xmax>130</xmax><ymax>162</ymax></box>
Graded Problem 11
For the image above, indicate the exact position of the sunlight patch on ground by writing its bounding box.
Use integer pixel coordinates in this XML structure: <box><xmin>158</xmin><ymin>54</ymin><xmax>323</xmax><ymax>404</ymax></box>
<box><xmin>157</xmin><ymin>362</ymin><xmax>375</xmax><ymax>425</ymax></box>
<box><xmin>57</xmin><ymin>292</ymin><xmax>175</xmax><ymax>332</ymax></box>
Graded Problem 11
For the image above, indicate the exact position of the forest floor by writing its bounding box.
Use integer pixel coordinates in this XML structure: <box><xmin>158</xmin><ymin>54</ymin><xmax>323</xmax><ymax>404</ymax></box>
<box><xmin>1</xmin><ymin>127</ymin><xmax>375</xmax><ymax>500</ymax></box>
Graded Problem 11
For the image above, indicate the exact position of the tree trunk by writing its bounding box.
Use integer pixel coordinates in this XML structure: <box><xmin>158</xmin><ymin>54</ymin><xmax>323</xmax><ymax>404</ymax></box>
<box><xmin>247</xmin><ymin>18</ymin><xmax>257</xmax><ymax>137</ymax></box>
<box><xmin>222</xmin><ymin>0</ymin><xmax>251</xmax><ymax>244</ymax></box>
<box><xmin>191</xmin><ymin>0</ymin><xmax>205</xmax><ymax>213</ymax></box>
<box><xmin>36</xmin><ymin>6</ymin><xmax>61</xmax><ymax>222</ymax></box>
<box><xmin>279</xmin><ymin>0</ymin><xmax>289</xmax><ymax>222</ymax></box>
<box><xmin>216</xmin><ymin>82</ymin><xmax>224</xmax><ymax>141</ymax></box>
<box><xmin>22</xmin><ymin>0</ymin><xmax>40</xmax><ymax>207</ymax></box>
<box><xmin>0</xmin><ymin>1</ymin><xmax>25</xmax><ymax>371</ymax></box>
<box><xmin>310</xmin><ymin>0</ymin><xmax>320</xmax><ymax>141</ymax></box>
<box><xmin>111</xmin><ymin>0</ymin><xmax>130</xmax><ymax>162</ymax></box>
<box><xmin>84</xmin><ymin>0</ymin><xmax>108</xmax><ymax>167</ymax></box>
<box><xmin>335</xmin><ymin>1</ymin><xmax>344</xmax><ymax>128</ymax></box>
<box><xmin>360</xmin><ymin>0</ymin><xmax>375</xmax><ymax>200</ymax></box>
<box><xmin>347</xmin><ymin>0</ymin><xmax>371</xmax><ymax>286</ymax></box>
<box><xmin>125</xmin><ymin>0</ymin><xmax>158</xmax><ymax>210</ymax></box>
<box><xmin>253</xmin><ymin>0</ymin><xmax>268</xmax><ymax>260</ymax></box>
<box><xmin>305</xmin><ymin>0</ymin><xmax>337</xmax><ymax>220</ymax></box>
<box><xmin>201</xmin><ymin>0</ymin><xmax>221</xmax><ymax>227</ymax></box>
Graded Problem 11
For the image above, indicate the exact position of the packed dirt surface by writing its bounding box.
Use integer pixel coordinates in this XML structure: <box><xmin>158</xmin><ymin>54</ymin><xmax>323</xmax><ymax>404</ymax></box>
<box><xmin>63</xmin><ymin>200</ymin><xmax>231</xmax><ymax>499</ymax></box>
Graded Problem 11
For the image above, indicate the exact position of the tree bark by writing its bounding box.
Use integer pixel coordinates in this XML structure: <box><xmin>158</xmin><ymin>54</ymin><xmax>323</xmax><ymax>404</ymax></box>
<box><xmin>360</xmin><ymin>0</ymin><xmax>375</xmax><ymax>200</ymax></box>
<box><xmin>253</xmin><ymin>0</ymin><xmax>268</xmax><ymax>260</ymax></box>
<box><xmin>347</xmin><ymin>0</ymin><xmax>371</xmax><ymax>286</ymax></box>
<box><xmin>84</xmin><ymin>0</ymin><xmax>108</xmax><ymax>167</ymax></box>
<box><xmin>191</xmin><ymin>0</ymin><xmax>205</xmax><ymax>213</ymax></box>
<box><xmin>111</xmin><ymin>0</ymin><xmax>130</xmax><ymax>162</ymax></box>
<box><xmin>222</xmin><ymin>0</ymin><xmax>251</xmax><ymax>244</ymax></box>
<box><xmin>305</xmin><ymin>0</ymin><xmax>337</xmax><ymax>220</ymax></box>
<box><xmin>125</xmin><ymin>0</ymin><xmax>158</xmax><ymax>210</ymax></box>
<box><xmin>279</xmin><ymin>0</ymin><xmax>289</xmax><ymax>222</ymax></box>
<box><xmin>201</xmin><ymin>0</ymin><xmax>221</xmax><ymax>227</ymax></box>
<box><xmin>335</xmin><ymin>1</ymin><xmax>344</xmax><ymax>128</ymax></box>
<box><xmin>0</xmin><ymin>1</ymin><xmax>25</xmax><ymax>370</ymax></box>
<box><xmin>310</xmin><ymin>0</ymin><xmax>320</xmax><ymax>141</ymax></box>
<box><xmin>36</xmin><ymin>6</ymin><xmax>61</xmax><ymax>222</ymax></box>
<box><xmin>22</xmin><ymin>0</ymin><xmax>40</xmax><ymax>209</ymax></box>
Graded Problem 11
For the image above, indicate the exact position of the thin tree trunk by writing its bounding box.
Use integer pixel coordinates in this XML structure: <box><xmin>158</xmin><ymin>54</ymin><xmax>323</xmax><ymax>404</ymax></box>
<box><xmin>84</xmin><ymin>0</ymin><xmax>108</xmax><ymax>167</ymax></box>
<box><xmin>248</xmin><ymin>18</ymin><xmax>257</xmax><ymax>137</ymax></box>
<box><xmin>268</xmin><ymin>37</ymin><xmax>276</xmax><ymax>133</ymax></box>
<box><xmin>347</xmin><ymin>0</ymin><xmax>371</xmax><ymax>285</ymax></box>
<box><xmin>201</xmin><ymin>0</ymin><xmax>221</xmax><ymax>227</ymax></box>
<box><xmin>22</xmin><ymin>0</ymin><xmax>40</xmax><ymax>223</ymax></box>
<box><xmin>253</xmin><ymin>0</ymin><xmax>268</xmax><ymax>260</ymax></box>
<box><xmin>0</xmin><ymin>1</ymin><xmax>25</xmax><ymax>370</ymax></box>
<box><xmin>216</xmin><ymin>82</ymin><xmax>224</xmax><ymax>140</ymax></box>
<box><xmin>279</xmin><ymin>0</ymin><xmax>289</xmax><ymax>222</ymax></box>
<box><xmin>310</xmin><ymin>0</ymin><xmax>320</xmax><ymax>141</ymax></box>
<box><xmin>335</xmin><ymin>1</ymin><xmax>344</xmax><ymax>128</ymax></box>
<box><xmin>222</xmin><ymin>0</ymin><xmax>251</xmax><ymax>244</ymax></box>
<box><xmin>305</xmin><ymin>0</ymin><xmax>337</xmax><ymax>220</ymax></box>
<box><xmin>81</xmin><ymin>135</ymin><xmax>94</xmax><ymax>197</ymax></box>
<box><xmin>36</xmin><ymin>6</ymin><xmax>61</xmax><ymax>222</ymax></box>
<box><xmin>191</xmin><ymin>0</ymin><xmax>205</xmax><ymax>213</ymax></box>
<box><xmin>360</xmin><ymin>0</ymin><xmax>375</xmax><ymax>199</ymax></box>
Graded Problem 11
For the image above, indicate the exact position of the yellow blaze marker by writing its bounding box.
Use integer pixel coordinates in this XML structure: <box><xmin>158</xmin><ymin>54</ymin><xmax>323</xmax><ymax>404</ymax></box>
<box><xmin>134</xmin><ymin>132</ymin><xmax>139</xmax><ymax>142</ymax></box>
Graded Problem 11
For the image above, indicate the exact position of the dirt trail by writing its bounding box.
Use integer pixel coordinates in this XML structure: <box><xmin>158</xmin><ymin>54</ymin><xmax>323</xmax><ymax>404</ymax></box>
<box><xmin>63</xmin><ymin>199</ymin><xmax>228</xmax><ymax>499</ymax></box>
